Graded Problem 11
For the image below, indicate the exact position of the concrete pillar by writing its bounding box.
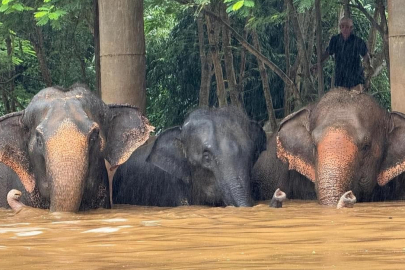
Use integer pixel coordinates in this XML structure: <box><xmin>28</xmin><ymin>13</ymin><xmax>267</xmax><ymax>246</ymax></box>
<box><xmin>98</xmin><ymin>0</ymin><xmax>146</xmax><ymax>113</ymax></box>
<box><xmin>388</xmin><ymin>0</ymin><xmax>405</xmax><ymax>113</ymax></box>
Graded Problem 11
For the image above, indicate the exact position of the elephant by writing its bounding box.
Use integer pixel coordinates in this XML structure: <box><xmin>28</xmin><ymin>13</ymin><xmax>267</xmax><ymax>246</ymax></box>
<box><xmin>252</xmin><ymin>88</ymin><xmax>405</xmax><ymax>206</ymax></box>
<box><xmin>0</xmin><ymin>84</ymin><xmax>153</xmax><ymax>212</ymax></box>
<box><xmin>113</xmin><ymin>106</ymin><xmax>267</xmax><ymax>207</ymax></box>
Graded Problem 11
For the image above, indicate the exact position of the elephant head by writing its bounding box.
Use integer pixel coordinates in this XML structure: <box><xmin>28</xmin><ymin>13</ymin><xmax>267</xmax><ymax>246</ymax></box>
<box><xmin>0</xmin><ymin>84</ymin><xmax>153</xmax><ymax>212</ymax></box>
<box><xmin>147</xmin><ymin>107</ymin><xmax>266</xmax><ymax>207</ymax></box>
<box><xmin>276</xmin><ymin>89</ymin><xmax>405</xmax><ymax>206</ymax></box>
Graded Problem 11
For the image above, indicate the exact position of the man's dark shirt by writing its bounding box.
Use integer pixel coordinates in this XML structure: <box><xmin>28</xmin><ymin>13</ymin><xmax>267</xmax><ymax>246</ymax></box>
<box><xmin>327</xmin><ymin>33</ymin><xmax>368</xmax><ymax>88</ymax></box>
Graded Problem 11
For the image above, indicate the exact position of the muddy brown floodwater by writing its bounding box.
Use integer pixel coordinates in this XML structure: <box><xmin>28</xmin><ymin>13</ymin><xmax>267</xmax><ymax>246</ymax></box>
<box><xmin>1</xmin><ymin>201</ymin><xmax>405</xmax><ymax>269</ymax></box>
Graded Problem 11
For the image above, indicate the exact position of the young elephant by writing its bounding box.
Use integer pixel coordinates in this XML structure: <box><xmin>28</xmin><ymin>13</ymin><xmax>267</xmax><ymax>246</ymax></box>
<box><xmin>0</xmin><ymin>84</ymin><xmax>153</xmax><ymax>212</ymax></box>
<box><xmin>113</xmin><ymin>106</ymin><xmax>266</xmax><ymax>207</ymax></box>
<box><xmin>252</xmin><ymin>89</ymin><xmax>405</xmax><ymax>206</ymax></box>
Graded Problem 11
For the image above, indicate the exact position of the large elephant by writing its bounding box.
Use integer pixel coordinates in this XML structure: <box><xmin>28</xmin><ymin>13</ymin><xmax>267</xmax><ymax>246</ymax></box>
<box><xmin>113</xmin><ymin>106</ymin><xmax>266</xmax><ymax>207</ymax></box>
<box><xmin>0</xmin><ymin>84</ymin><xmax>153</xmax><ymax>212</ymax></box>
<box><xmin>252</xmin><ymin>89</ymin><xmax>405</xmax><ymax>206</ymax></box>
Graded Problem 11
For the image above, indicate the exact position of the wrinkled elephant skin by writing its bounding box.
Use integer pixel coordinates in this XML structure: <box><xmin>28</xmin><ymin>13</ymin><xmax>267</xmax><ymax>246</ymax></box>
<box><xmin>113</xmin><ymin>107</ymin><xmax>266</xmax><ymax>207</ymax></box>
<box><xmin>253</xmin><ymin>89</ymin><xmax>405</xmax><ymax>206</ymax></box>
<box><xmin>0</xmin><ymin>84</ymin><xmax>153</xmax><ymax>212</ymax></box>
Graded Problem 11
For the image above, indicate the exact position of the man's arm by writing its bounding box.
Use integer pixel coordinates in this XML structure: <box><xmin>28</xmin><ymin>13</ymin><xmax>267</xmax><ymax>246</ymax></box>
<box><xmin>362</xmin><ymin>52</ymin><xmax>371</xmax><ymax>67</ymax></box>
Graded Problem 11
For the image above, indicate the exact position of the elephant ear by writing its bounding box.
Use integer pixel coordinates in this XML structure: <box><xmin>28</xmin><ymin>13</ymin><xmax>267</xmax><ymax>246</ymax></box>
<box><xmin>146</xmin><ymin>127</ymin><xmax>191</xmax><ymax>184</ymax></box>
<box><xmin>0</xmin><ymin>112</ymin><xmax>35</xmax><ymax>193</ymax></box>
<box><xmin>276</xmin><ymin>107</ymin><xmax>316</xmax><ymax>182</ymax></box>
<box><xmin>104</xmin><ymin>105</ymin><xmax>154</xmax><ymax>169</ymax></box>
<box><xmin>378</xmin><ymin>112</ymin><xmax>405</xmax><ymax>186</ymax></box>
<box><xmin>249</xmin><ymin>121</ymin><xmax>267</xmax><ymax>164</ymax></box>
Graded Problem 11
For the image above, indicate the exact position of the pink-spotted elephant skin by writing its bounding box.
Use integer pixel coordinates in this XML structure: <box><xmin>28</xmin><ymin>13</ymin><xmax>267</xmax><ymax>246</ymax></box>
<box><xmin>252</xmin><ymin>89</ymin><xmax>405</xmax><ymax>206</ymax></box>
<box><xmin>0</xmin><ymin>84</ymin><xmax>152</xmax><ymax>212</ymax></box>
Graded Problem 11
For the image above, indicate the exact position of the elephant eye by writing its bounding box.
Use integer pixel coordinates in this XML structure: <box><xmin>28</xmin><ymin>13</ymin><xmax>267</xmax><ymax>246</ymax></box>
<box><xmin>36</xmin><ymin>132</ymin><xmax>43</xmax><ymax>148</ymax></box>
<box><xmin>362</xmin><ymin>143</ymin><xmax>371</xmax><ymax>152</ymax></box>
<box><xmin>202</xmin><ymin>151</ymin><xmax>213</xmax><ymax>165</ymax></box>
<box><xmin>89</xmin><ymin>129</ymin><xmax>100</xmax><ymax>143</ymax></box>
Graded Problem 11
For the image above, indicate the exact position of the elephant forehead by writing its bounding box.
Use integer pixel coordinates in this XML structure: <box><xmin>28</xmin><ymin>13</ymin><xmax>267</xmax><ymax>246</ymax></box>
<box><xmin>317</xmin><ymin>128</ymin><xmax>357</xmax><ymax>161</ymax></box>
<box><xmin>45</xmin><ymin>119</ymin><xmax>88</xmax><ymax>161</ymax></box>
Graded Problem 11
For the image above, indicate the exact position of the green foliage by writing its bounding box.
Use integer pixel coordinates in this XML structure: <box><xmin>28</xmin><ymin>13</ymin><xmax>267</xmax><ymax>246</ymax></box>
<box><xmin>146</xmin><ymin>8</ymin><xmax>200</xmax><ymax>132</ymax></box>
<box><xmin>0</xmin><ymin>0</ymin><xmax>393</xmax><ymax>125</ymax></box>
<box><xmin>0</xmin><ymin>0</ymin><xmax>96</xmax><ymax>116</ymax></box>
<box><xmin>34</xmin><ymin>5</ymin><xmax>67</xmax><ymax>28</ymax></box>
<box><xmin>294</xmin><ymin>0</ymin><xmax>314</xmax><ymax>12</ymax></box>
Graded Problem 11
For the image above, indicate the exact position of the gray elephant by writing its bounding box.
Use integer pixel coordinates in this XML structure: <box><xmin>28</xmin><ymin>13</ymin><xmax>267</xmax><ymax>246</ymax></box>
<box><xmin>113</xmin><ymin>106</ymin><xmax>266</xmax><ymax>207</ymax></box>
<box><xmin>252</xmin><ymin>89</ymin><xmax>405</xmax><ymax>206</ymax></box>
<box><xmin>0</xmin><ymin>84</ymin><xmax>153</xmax><ymax>212</ymax></box>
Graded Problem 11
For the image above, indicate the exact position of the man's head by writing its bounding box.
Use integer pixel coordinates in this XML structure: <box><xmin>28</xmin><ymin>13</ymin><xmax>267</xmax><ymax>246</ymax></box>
<box><xmin>339</xmin><ymin>17</ymin><xmax>353</xmax><ymax>40</ymax></box>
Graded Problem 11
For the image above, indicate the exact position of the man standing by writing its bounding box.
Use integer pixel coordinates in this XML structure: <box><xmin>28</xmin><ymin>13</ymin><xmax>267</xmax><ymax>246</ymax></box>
<box><xmin>314</xmin><ymin>17</ymin><xmax>371</xmax><ymax>92</ymax></box>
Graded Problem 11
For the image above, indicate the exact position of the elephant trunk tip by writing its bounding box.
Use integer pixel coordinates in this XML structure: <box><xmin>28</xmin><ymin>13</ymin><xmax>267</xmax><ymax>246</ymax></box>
<box><xmin>336</xmin><ymin>191</ymin><xmax>357</xmax><ymax>209</ymax></box>
<box><xmin>7</xmin><ymin>189</ymin><xmax>25</xmax><ymax>213</ymax></box>
<box><xmin>270</xmin><ymin>188</ymin><xmax>287</xmax><ymax>208</ymax></box>
<box><xmin>318</xmin><ymin>188</ymin><xmax>344</xmax><ymax>206</ymax></box>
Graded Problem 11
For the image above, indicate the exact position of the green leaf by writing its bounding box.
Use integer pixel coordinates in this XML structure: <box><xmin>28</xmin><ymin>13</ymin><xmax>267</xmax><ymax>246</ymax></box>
<box><xmin>0</xmin><ymin>4</ymin><xmax>9</xmax><ymax>12</ymax></box>
<box><xmin>34</xmin><ymin>11</ymin><xmax>48</xmax><ymax>18</ymax></box>
<box><xmin>1</xmin><ymin>0</ymin><xmax>12</xmax><ymax>5</ymax></box>
<box><xmin>48</xmin><ymin>12</ymin><xmax>58</xmax><ymax>20</ymax></box>
<box><xmin>232</xmin><ymin>0</ymin><xmax>244</xmax><ymax>11</ymax></box>
<box><xmin>11</xmin><ymin>3</ymin><xmax>23</xmax><ymax>11</ymax></box>
<box><xmin>244</xmin><ymin>0</ymin><xmax>254</xmax><ymax>7</ymax></box>
<box><xmin>53</xmin><ymin>9</ymin><xmax>67</xmax><ymax>16</ymax></box>
<box><xmin>44</xmin><ymin>0</ymin><xmax>52</xmax><ymax>2</ymax></box>
<box><xmin>36</xmin><ymin>15</ymin><xmax>49</xmax><ymax>25</ymax></box>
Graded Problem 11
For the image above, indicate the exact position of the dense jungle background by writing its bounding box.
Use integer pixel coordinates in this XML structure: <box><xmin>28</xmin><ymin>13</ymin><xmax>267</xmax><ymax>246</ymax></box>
<box><xmin>0</xmin><ymin>0</ymin><xmax>390</xmax><ymax>133</ymax></box>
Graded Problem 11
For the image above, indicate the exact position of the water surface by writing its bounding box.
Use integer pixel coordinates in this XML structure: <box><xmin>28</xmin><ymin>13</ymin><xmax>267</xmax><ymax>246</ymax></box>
<box><xmin>1</xmin><ymin>201</ymin><xmax>405</xmax><ymax>269</ymax></box>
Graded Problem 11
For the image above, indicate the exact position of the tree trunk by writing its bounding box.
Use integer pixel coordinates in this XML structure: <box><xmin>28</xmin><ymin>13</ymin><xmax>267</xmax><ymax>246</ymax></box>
<box><xmin>204</xmin><ymin>9</ymin><xmax>303</xmax><ymax>107</ymax></box>
<box><xmin>315</xmin><ymin>0</ymin><xmax>324</xmax><ymax>98</ymax></box>
<box><xmin>351</xmin><ymin>0</ymin><xmax>389</xmax><ymax>83</ymax></box>
<box><xmin>30</xmin><ymin>26</ymin><xmax>52</xmax><ymax>87</ymax></box>
<box><xmin>378</xmin><ymin>0</ymin><xmax>389</xmax><ymax>79</ymax></box>
<box><xmin>252</xmin><ymin>31</ymin><xmax>277</xmax><ymax>133</ymax></box>
<box><xmin>283</xmin><ymin>0</ymin><xmax>292</xmax><ymax>116</ymax></box>
<box><xmin>197</xmin><ymin>14</ymin><xmax>210</xmax><ymax>107</ymax></box>
<box><xmin>363</xmin><ymin>6</ymin><xmax>379</xmax><ymax>91</ymax></box>
<box><xmin>98</xmin><ymin>0</ymin><xmax>146</xmax><ymax>113</ymax></box>
<box><xmin>0</xmin><ymin>76</ymin><xmax>10</xmax><ymax>114</ymax></box>
<box><xmin>342</xmin><ymin>0</ymin><xmax>351</xmax><ymax>18</ymax></box>
<box><xmin>93</xmin><ymin>0</ymin><xmax>101</xmax><ymax>97</ymax></box>
<box><xmin>367</xmin><ymin>7</ymin><xmax>379</xmax><ymax>54</ymax></box>
<box><xmin>205</xmin><ymin>12</ymin><xmax>227</xmax><ymax>107</ymax></box>
<box><xmin>5</xmin><ymin>35</ymin><xmax>15</xmax><ymax>112</ymax></box>
<box><xmin>236</xmin><ymin>18</ymin><xmax>249</xmax><ymax>106</ymax></box>
<box><xmin>286</xmin><ymin>0</ymin><xmax>313</xmax><ymax>99</ymax></box>
<box><xmin>221</xmin><ymin>3</ymin><xmax>241</xmax><ymax>107</ymax></box>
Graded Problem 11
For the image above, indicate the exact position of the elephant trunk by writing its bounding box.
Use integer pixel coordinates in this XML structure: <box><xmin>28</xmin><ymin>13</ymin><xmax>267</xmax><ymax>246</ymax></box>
<box><xmin>46</xmin><ymin>120</ymin><xmax>89</xmax><ymax>212</ymax></box>
<box><xmin>49</xmin><ymin>159</ymin><xmax>87</xmax><ymax>212</ymax></box>
<box><xmin>218</xmin><ymin>167</ymin><xmax>252</xmax><ymax>207</ymax></box>
<box><xmin>316</xmin><ymin>128</ymin><xmax>357</xmax><ymax>206</ymax></box>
